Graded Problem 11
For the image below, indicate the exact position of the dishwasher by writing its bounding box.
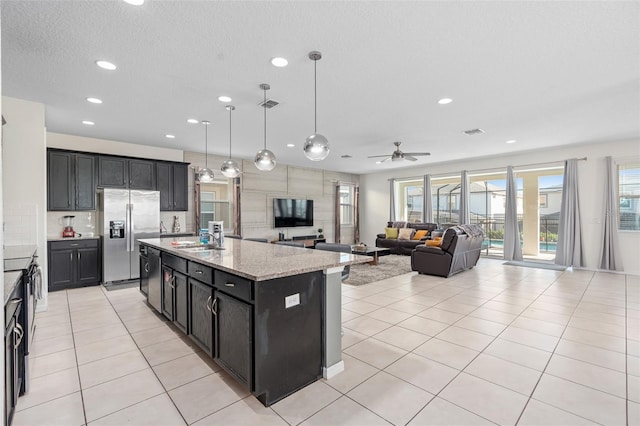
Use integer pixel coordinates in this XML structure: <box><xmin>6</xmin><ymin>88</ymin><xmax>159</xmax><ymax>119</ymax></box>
<box><xmin>139</xmin><ymin>245</ymin><xmax>161</xmax><ymax>312</ymax></box>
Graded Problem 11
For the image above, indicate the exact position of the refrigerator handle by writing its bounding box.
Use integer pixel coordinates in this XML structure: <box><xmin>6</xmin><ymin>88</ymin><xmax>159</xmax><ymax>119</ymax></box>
<box><xmin>129</xmin><ymin>203</ymin><xmax>135</xmax><ymax>253</ymax></box>
<box><xmin>125</xmin><ymin>204</ymin><xmax>131</xmax><ymax>253</ymax></box>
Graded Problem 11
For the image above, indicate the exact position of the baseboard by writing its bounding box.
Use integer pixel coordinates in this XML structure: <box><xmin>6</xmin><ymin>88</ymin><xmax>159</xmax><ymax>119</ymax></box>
<box><xmin>323</xmin><ymin>360</ymin><xmax>345</xmax><ymax>379</ymax></box>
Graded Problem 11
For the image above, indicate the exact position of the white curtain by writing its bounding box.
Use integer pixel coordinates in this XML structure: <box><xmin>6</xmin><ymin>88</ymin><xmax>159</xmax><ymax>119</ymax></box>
<box><xmin>504</xmin><ymin>166</ymin><xmax>523</xmax><ymax>261</ymax></box>
<box><xmin>423</xmin><ymin>175</ymin><xmax>433</xmax><ymax>223</ymax></box>
<box><xmin>389</xmin><ymin>179</ymin><xmax>396</xmax><ymax>221</ymax></box>
<box><xmin>555</xmin><ymin>159</ymin><xmax>584</xmax><ymax>267</ymax></box>
<box><xmin>460</xmin><ymin>171</ymin><xmax>470</xmax><ymax>224</ymax></box>
<box><xmin>600</xmin><ymin>157</ymin><xmax>622</xmax><ymax>270</ymax></box>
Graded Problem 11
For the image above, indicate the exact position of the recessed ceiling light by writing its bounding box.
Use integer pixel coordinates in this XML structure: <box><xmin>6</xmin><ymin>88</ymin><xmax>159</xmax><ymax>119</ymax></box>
<box><xmin>96</xmin><ymin>60</ymin><xmax>117</xmax><ymax>70</ymax></box>
<box><xmin>86</xmin><ymin>97</ymin><xmax>102</xmax><ymax>104</ymax></box>
<box><xmin>438</xmin><ymin>98</ymin><xmax>453</xmax><ymax>105</ymax></box>
<box><xmin>286</xmin><ymin>144</ymin><xmax>295</xmax><ymax>148</ymax></box>
<box><xmin>218</xmin><ymin>96</ymin><xmax>232</xmax><ymax>103</ymax></box>
<box><xmin>123</xmin><ymin>0</ymin><xmax>144</xmax><ymax>5</ymax></box>
<box><xmin>376</xmin><ymin>161</ymin><xmax>382</xmax><ymax>164</ymax></box>
<box><xmin>82</xmin><ymin>120</ymin><xmax>95</xmax><ymax>126</ymax></box>
<box><xmin>187</xmin><ymin>118</ymin><xmax>199</xmax><ymax>124</ymax></box>
<box><xmin>506</xmin><ymin>140</ymin><xmax>517</xmax><ymax>144</ymax></box>
<box><xmin>165</xmin><ymin>134</ymin><xmax>176</xmax><ymax>139</ymax></box>
<box><xmin>271</xmin><ymin>57</ymin><xmax>288</xmax><ymax>67</ymax></box>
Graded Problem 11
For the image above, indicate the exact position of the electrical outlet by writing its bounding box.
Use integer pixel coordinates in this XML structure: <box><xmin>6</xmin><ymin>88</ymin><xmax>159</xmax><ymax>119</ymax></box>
<box><xmin>285</xmin><ymin>293</ymin><xmax>300</xmax><ymax>309</ymax></box>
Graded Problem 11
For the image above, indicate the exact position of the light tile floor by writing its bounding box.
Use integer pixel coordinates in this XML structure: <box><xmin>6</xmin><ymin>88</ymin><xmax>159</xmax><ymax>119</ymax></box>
<box><xmin>13</xmin><ymin>258</ymin><xmax>640</xmax><ymax>425</ymax></box>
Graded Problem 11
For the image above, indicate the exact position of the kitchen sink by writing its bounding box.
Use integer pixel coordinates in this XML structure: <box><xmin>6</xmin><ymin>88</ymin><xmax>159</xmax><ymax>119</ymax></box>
<box><xmin>178</xmin><ymin>246</ymin><xmax>225</xmax><ymax>252</ymax></box>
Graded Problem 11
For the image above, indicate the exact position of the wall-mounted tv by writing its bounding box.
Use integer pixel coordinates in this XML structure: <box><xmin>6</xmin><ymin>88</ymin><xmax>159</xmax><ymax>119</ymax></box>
<box><xmin>273</xmin><ymin>198</ymin><xmax>314</xmax><ymax>228</ymax></box>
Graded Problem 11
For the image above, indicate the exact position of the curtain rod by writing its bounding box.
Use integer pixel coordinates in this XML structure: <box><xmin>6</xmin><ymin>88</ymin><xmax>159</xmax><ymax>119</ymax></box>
<box><xmin>387</xmin><ymin>157</ymin><xmax>587</xmax><ymax>181</ymax></box>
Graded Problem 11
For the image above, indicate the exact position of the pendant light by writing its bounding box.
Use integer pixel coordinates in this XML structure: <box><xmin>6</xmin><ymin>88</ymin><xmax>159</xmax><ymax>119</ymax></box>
<box><xmin>303</xmin><ymin>51</ymin><xmax>330</xmax><ymax>161</ymax></box>
<box><xmin>198</xmin><ymin>120</ymin><xmax>215</xmax><ymax>182</ymax></box>
<box><xmin>220</xmin><ymin>105</ymin><xmax>241</xmax><ymax>178</ymax></box>
<box><xmin>254</xmin><ymin>83</ymin><xmax>277</xmax><ymax>171</ymax></box>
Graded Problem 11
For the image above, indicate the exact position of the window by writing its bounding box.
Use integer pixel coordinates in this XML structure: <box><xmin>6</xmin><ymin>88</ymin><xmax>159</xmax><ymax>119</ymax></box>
<box><xmin>395</xmin><ymin>179</ymin><xmax>423</xmax><ymax>222</ymax></box>
<box><xmin>539</xmin><ymin>194</ymin><xmax>548</xmax><ymax>208</ymax></box>
<box><xmin>618</xmin><ymin>161</ymin><xmax>640</xmax><ymax>231</ymax></box>
<box><xmin>340</xmin><ymin>186</ymin><xmax>354</xmax><ymax>225</ymax></box>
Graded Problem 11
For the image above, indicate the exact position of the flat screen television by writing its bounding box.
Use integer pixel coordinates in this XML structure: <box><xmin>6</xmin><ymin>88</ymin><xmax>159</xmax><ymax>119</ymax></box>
<box><xmin>273</xmin><ymin>198</ymin><xmax>314</xmax><ymax>228</ymax></box>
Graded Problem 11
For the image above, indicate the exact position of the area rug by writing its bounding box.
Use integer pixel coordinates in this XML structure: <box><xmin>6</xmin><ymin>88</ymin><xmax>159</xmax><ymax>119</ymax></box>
<box><xmin>343</xmin><ymin>255</ymin><xmax>413</xmax><ymax>286</ymax></box>
<box><xmin>503</xmin><ymin>261</ymin><xmax>567</xmax><ymax>271</ymax></box>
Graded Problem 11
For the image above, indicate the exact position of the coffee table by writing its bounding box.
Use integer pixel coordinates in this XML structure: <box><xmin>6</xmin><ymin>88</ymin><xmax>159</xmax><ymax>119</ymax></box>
<box><xmin>351</xmin><ymin>246</ymin><xmax>391</xmax><ymax>265</ymax></box>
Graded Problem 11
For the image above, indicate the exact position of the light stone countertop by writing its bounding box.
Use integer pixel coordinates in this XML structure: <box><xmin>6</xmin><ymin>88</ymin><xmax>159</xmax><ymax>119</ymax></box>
<box><xmin>4</xmin><ymin>244</ymin><xmax>38</xmax><ymax>260</ymax></box>
<box><xmin>139</xmin><ymin>237</ymin><xmax>372</xmax><ymax>282</ymax></box>
<box><xmin>4</xmin><ymin>271</ymin><xmax>23</xmax><ymax>305</ymax></box>
<box><xmin>47</xmin><ymin>236</ymin><xmax>100</xmax><ymax>242</ymax></box>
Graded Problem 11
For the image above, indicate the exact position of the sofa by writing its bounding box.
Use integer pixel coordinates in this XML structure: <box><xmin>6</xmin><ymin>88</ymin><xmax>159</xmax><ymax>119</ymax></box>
<box><xmin>411</xmin><ymin>224</ymin><xmax>484</xmax><ymax>277</ymax></box>
<box><xmin>376</xmin><ymin>222</ymin><xmax>438</xmax><ymax>255</ymax></box>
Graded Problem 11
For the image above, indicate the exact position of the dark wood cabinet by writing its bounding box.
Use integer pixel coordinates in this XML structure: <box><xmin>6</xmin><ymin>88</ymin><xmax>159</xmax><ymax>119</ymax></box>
<box><xmin>157</xmin><ymin>162</ymin><xmax>188</xmax><ymax>211</ymax></box>
<box><xmin>47</xmin><ymin>151</ymin><xmax>96</xmax><ymax>211</ymax></box>
<box><xmin>97</xmin><ymin>156</ymin><xmax>128</xmax><ymax>188</ymax></box>
<box><xmin>214</xmin><ymin>291</ymin><xmax>252</xmax><ymax>389</ymax></box>
<box><xmin>48</xmin><ymin>239</ymin><xmax>100</xmax><ymax>291</ymax></box>
<box><xmin>129</xmin><ymin>159</ymin><xmax>156</xmax><ymax>190</ymax></box>
<box><xmin>161</xmin><ymin>254</ymin><xmax>188</xmax><ymax>333</ymax></box>
<box><xmin>4</xmin><ymin>294</ymin><xmax>23</xmax><ymax>426</ymax></box>
<box><xmin>189</xmin><ymin>278</ymin><xmax>214</xmax><ymax>356</ymax></box>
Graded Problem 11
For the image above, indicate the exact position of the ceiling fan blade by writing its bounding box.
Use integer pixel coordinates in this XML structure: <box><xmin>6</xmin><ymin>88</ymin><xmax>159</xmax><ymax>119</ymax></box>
<box><xmin>403</xmin><ymin>152</ymin><xmax>431</xmax><ymax>156</ymax></box>
<box><xmin>367</xmin><ymin>154</ymin><xmax>392</xmax><ymax>158</ymax></box>
<box><xmin>380</xmin><ymin>157</ymin><xmax>392</xmax><ymax>163</ymax></box>
<box><xmin>404</xmin><ymin>155</ymin><xmax>419</xmax><ymax>161</ymax></box>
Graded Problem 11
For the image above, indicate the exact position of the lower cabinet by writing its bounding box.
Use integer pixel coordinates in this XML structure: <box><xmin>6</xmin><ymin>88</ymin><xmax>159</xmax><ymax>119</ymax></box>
<box><xmin>5</xmin><ymin>293</ymin><xmax>24</xmax><ymax>426</ymax></box>
<box><xmin>188</xmin><ymin>278</ymin><xmax>214</xmax><ymax>356</ymax></box>
<box><xmin>214</xmin><ymin>291</ymin><xmax>253</xmax><ymax>389</ymax></box>
<box><xmin>162</xmin><ymin>266</ymin><xmax>188</xmax><ymax>333</ymax></box>
<box><xmin>48</xmin><ymin>239</ymin><xmax>100</xmax><ymax>291</ymax></box>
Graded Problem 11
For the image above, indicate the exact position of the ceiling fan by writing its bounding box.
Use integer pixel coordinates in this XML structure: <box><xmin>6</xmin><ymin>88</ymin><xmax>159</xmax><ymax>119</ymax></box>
<box><xmin>368</xmin><ymin>141</ymin><xmax>431</xmax><ymax>162</ymax></box>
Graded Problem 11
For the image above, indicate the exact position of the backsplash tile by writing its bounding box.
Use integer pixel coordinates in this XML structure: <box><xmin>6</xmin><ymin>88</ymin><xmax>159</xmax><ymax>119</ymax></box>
<box><xmin>47</xmin><ymin>212</ymin><xmax>97</xmax><ymax>238</ymax></box>
<box><xmin>4</xmin><ymin>203</ymin><xmax>38</xmax><ymax>245</ymax></box>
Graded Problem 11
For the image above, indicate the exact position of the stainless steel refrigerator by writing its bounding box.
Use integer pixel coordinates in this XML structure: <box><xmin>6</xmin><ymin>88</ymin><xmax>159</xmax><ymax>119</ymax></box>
<box><xmin>98</xmin><ymin>188</ymin><xmax>160</xmax><ymax>283</ymax></box>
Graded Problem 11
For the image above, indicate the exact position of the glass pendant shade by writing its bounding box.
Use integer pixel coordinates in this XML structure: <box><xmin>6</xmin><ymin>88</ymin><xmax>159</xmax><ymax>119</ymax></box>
<box><xmin>303</xmin><ymin>133</ymin><xmax>330</xmax><ymax>161</ymax></box>
<box><xmin>198</xmin><ymin>167</ymin><xmax>215</xmax><ymax>182</ymax></box>
<box><xmin>221</xmin><ymin>159</ymin><xmax>241</xmax><ymax>178</ymax></box>
<box><xmin>254</xmin><ymin>149</ymin><xmax>276</xmax><ymax>171</ymax></box>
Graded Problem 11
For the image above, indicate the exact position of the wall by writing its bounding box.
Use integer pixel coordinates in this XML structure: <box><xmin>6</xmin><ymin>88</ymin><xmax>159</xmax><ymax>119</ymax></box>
<box><xmin>360</xmin><ymin>139</ymin><xmax>640</xmax><ymax>274</ymax></box>
<box><xmin>1</xmin><ymin>96</ymin><xmax>48</xmax><ymax>308</ymax></box>
<box><xmin>183</xmin><ymin>151</ymin><xmax>360</xmax><ymax>242</ymax></box>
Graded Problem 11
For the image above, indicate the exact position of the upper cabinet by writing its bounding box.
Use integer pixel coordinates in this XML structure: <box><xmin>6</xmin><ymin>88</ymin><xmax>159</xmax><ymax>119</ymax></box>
<box><xmin>48</xmin><ymin>150</ymin><xmax>96</xmax><ymax>211</ymax></box>
<box><xmin>98</xmin><ymin>157</ymin><xmax>156</xmax><ymax>190</ymax></box>
<box><xmin>47</xmin><ymin>149</ymin><xmax>188</xmax><ymax>211</ymax></box>
<box><xmin>157</xmin><ymin>162</ymin><xmax>188</xmax><ymax>211</ymax></box>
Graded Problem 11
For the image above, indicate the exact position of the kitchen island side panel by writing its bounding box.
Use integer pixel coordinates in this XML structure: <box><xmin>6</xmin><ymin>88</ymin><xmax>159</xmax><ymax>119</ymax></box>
<box><xmin>253</xmin><ymin>271</ymin><xmax>323</xmax><ymax>406</ymax></box>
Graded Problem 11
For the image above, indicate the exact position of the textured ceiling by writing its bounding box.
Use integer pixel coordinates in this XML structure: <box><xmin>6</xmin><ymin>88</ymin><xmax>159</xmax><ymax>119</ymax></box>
<box><xmin>2</xmin><ymin>1</ymin><xmax>639</xmax><ymax>174</ymax></box>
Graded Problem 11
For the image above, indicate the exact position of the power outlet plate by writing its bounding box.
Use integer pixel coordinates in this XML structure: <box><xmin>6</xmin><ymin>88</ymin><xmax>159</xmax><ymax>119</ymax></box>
<box><xmin>285</xmin><ymin>293</ymin><xmax>300</xmax><ymax>309</ymax></box>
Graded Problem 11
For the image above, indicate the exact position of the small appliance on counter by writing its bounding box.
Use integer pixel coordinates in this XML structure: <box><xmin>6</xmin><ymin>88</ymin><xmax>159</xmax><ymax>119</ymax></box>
<box><xmin>62</xmin><ymin>215</ymin><xmax>75</xmax><ymax>238</ymax></box>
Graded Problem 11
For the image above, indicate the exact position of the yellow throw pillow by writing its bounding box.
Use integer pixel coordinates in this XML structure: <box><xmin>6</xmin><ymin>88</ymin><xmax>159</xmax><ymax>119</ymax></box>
<box><xmin>425</xmin><ymin>237</ymin><xmax>443</xmax><ymax>247</ymax></box>
<box><xmin>412</xmin><ymin>230</ymin><xmax>428</xmax><ymax>240</ymax></box>
<box><xmin>398</xmin><ymin>228</ymin><xmax>414</xmax><ymax>240</ymax></box>
<box><xmin>384</xmin><ymin>227</ymin><xmax>399</xmax><ymax>239</ymax></box>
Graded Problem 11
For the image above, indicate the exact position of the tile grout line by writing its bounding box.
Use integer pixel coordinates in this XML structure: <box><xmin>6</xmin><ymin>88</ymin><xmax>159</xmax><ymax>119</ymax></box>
<box><xmin>65</xmin><ymin>290</ymin><xmax>90</xmax><ymax>426</ymax></box>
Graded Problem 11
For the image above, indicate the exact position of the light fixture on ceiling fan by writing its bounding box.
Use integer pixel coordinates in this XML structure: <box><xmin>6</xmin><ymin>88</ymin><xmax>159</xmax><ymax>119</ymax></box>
<box><xmin>303</xmin><ymin>51</ymin><xmax>330</xmax><ymax>161</ymax></box>
<box><xmin>368</xmin><ymin>141</ymin><xmax>431</xmax><ymax>163</ymax></box>
<box><xmin>254</xmin><ymin>84</ymin><xmax>277</xmax><ymax>171</ymax></box>
<box><xmin>220</xmin><ymin>105</ymin><xmax>241</xmax><ymax>178</ymax></box>
<box><xmin>198</xmin><ymin>120</ymin><xmax>215</xmax><ymax>182</ymax></box>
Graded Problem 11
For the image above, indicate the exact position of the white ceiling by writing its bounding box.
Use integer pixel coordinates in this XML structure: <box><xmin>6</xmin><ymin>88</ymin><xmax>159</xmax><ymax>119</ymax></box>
<box><xmin>2</xmin><ymin>1</ymin><xmax>639</xmax><ymax>174</ymax></box>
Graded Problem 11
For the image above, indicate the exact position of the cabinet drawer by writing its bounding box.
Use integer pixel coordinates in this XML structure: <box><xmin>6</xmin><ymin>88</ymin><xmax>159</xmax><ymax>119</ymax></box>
<box><xmin>187</xmin><ymin>261</ymin><xmax>213</xmax><ymax>284</ymax></box>
<box><xmin>214</xmin><ymin>270</ymin><xmax>253</xmax><ymax>302</ymax></box>
<box><xmin>162</xmin><ymin>252</ymin><xmax>187</xmax><ymax>274</ymax></box>
<box><xmin>49</xmin><ymin>238</ymin><xmax>98</xmax><ymax>250</ymax></box>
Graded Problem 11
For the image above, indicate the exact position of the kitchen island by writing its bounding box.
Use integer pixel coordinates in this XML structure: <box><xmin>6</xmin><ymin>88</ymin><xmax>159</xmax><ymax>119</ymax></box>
<box><xmin>138</xmin><ymin>237</ymin><xmax>370</xmax><ymax>406</ymax></box>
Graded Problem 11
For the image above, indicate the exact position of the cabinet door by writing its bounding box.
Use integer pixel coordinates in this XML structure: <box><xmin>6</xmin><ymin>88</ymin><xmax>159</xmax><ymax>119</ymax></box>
<box><xmin>75</xmin><ymin>154</ymin><xmax>96</xmax><ymax>210</ymax></box>
<box><xmin>5</xmin><ymin>317</ymin><xmax>16</xmax><ymax>426</ymax></box>
<box><xmin>129</xmin><ymin>159</ymin><xmax>156</xmax><ymax>190</ymax></box>
<box><xmin>156</xmin><ymin>163</ymin><xmax>173</xmax><ymax>211</ymax></box>
<box><xmin>98</xmin><ymin>156</ymin><xmax>128</xmax><ymax>188</ymax></box>
<box><xmin>48</xmin><ymin>151</ymin><xmax>73</xmax><ymax>211</ymax></box>
<box><xmin>215</xmin><ymin>292</ymin><xmax>253</xmax><ymax>389</ymax></box>
<box><xmin>172</xmin><ymin>163</ymin><xmax>188</xmax><ymax>211</ymax></box>
<box><xmin>189</xmin><ymin>278</ymin><xmax>214</xmax><ymax>356</ymax></box>
<box><xmin>161</xmin><ymin>266</ymin><xmax>174</xmax><ymax>321</ymax></box>
<box><xmin>174</xmin><ymin>271</ymin><xmax>188</xmax><ymax>333</ymax></box>
<box><xmin>77</xmin><ymin>247</ymin><xmax>100</xmax><ymax>284</ymax></box>
<box><xmin>49</xmin><ymin>249</ymin><xmax>74</xmax><ymax>289</ymax></box>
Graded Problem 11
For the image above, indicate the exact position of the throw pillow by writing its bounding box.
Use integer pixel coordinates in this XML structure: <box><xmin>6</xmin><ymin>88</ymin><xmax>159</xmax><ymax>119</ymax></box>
<box><xmin>425</xmin><ymin>237</ymin><xmax>443</xmax><ymax>247</ymax></box>
<box><xmin>398</xmin><ymin>228</ymin><xmax>414</xmax><ymax>240</ymax></box>
<box><xmin>412</xmin><ymin>230</ymin><xmax>428</xmax><ymax>240</ymax></box>
<box><xmin>384</xmin><ymin>227</ymin><xmax>399</xmax><ymax>239</ymax></box>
